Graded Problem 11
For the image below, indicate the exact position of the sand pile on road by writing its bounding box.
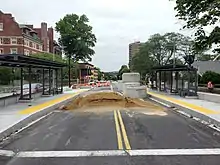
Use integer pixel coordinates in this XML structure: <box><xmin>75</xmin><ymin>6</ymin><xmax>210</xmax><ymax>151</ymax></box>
<box><xmin>62</xmin><ymin>92</ymin><xmax>162</xmax><ymax>110</ymax></box>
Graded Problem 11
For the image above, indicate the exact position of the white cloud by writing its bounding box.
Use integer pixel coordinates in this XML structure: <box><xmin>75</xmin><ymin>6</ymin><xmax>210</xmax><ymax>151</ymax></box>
<box><xmin>1</xmin><ymin>0</ymin><xmax>190</xmax><ymax>71</ymax></box>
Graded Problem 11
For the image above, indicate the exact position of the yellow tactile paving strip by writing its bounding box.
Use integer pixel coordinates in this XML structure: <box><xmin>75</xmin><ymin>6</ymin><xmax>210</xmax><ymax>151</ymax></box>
<box><xmin>148</xmin><ymin>91</ymin><xmax>219</xmax><ymax>115</ymax></box>
<box><xmin>19</xmin><ymin>92</ymin><xmax>81</xmax><ymax>115</ymax></box>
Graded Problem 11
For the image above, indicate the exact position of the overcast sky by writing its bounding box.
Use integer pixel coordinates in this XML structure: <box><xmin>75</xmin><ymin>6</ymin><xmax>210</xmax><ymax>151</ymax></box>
<box><xmin>2</xmin><ymin>0</ymin><xmax>190</xmax><ymax>71</ymax></box>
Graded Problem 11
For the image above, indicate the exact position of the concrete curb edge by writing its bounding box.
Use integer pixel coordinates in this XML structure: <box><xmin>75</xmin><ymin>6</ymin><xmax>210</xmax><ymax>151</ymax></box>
<box><xmin>148</xmin><ymin>93</ymin><xmax>220</xmax><ymax>128</ymax></box>
<box><xmin>0</xmin><ymin>93</ymin><xmax>82</xmax><ymax>141</ymax></box>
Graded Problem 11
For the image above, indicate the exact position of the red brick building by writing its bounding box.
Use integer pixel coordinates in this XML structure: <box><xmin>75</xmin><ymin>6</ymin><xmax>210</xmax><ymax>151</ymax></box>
<box><xmin>78</xmin><ymin>63</ymin><xmax>99</xmax><ymax>83</ymax></box>
<box><xmin>0</xmin><ymin>11</ymin><xmax>62</xmax><ymax>55</ymax></box>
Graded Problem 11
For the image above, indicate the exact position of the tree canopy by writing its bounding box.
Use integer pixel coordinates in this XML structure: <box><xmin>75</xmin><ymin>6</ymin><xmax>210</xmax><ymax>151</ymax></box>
<box><xmin>55</xmin><ymin>14</ymin><xmax>97</xmax><ymax>62</ymax></box>
<box><xmin>131</xmin><ymin>32</ymin><xmax>193</xmax><ymax>77</ymax></box>
<box><xmin>173</xmin><ymin>0</ymin><xmax>220</xmax><ymax>53</ymax></box>
<box><xmin>31</xmin><ymin>52</ymin><xmax>64</xmax><ymax>63</ymax></box>
<box><xmin>118</xmin><ymin>65</ymin><xmax>130</xmax><ymax>80</ymax></box>
<box><xmin>0</xmin><ymin>67</ymin><xmax>13</xmax><ymax>85</ymax></box>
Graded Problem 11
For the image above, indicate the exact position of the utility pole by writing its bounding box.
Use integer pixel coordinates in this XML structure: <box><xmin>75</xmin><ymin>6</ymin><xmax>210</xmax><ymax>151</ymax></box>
<box><xmin>68</xmin><ymin>55</ymin><xmax>71</xmax><ymax>88</ymax></box>
<box><xmin>173</xmin><ymin>44</ymin><xmax>176</xmax><ymax>68</ymax></box>
<box><xmin>52</xmin><ymin>48</ymin><xmax>55</xmax><ymax>95</ymax></box>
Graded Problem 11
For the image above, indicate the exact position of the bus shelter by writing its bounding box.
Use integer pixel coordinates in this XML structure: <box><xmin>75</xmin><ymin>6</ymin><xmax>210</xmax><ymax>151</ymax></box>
<box><xmin>0</xmin><ymin>54</ymin><xmax>66</xmax><ymax>100</ymax></box>
<box><xmin>152</xmin><ymin>64</ymin><xmax>198</xmax><ymax>97</ymax></box>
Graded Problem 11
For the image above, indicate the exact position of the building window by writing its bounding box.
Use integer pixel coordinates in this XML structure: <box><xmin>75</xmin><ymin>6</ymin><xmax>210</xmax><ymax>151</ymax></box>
<box><xmin>0</xmin><ymin>38</ymin><xmax>2</xmax><ymax>45</ymax></box>
<box><xmin>24</xmin><ymin>49</ymin><xmax>30</xmax><ymax>56</ymax></box>
<box><xmin>10</xmin><ymin>48</ymin><xmax>17</xmax><ymax>54</ymax></box>
<box><xmin>0</xmin><ymin>48</ymin><xmax>3</xmax><ymax>54</ymax></box>
<box><xmin>11</xmin><ymin>37</ymin><xmax>17</xmax><ymax>44</ymax></box>
<box><xmin>33</xmin><ymin>43</ymin><xmax>36</xmax><ymax>49</ymax></box>
<box><xmin>39</xmin><ymin>45</ymin><xmax>42</xmax><ymax>51</ymax></box>
<box><xmin>29</xmin><ymin>42</ymin><xmax>32</xmax><ymax>48</ymax></box>
<box><xmin>24</xmin><ymin>39</ymin><xmax>29</xmax><ymax>46</ymax></box>
<box><xmin>0</xmin><ymin>23</ymin><xmax>3</xmax><ymax>31</ymax></box>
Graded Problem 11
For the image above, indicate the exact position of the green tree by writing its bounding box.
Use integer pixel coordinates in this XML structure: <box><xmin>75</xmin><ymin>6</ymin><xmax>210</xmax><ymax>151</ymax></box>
<box><xmin>55</xmin><ymin>14</ymin><xmax>97</xmax><ymax>62</ymax></box>
<box><xmin>148</xmin><ymin>32</ymin><xmax>194</xmax><ymax>65</ymax></box>
<box><xmin>200</xmin><ymin>71</ymin><xmax>220</xmax><ymax>84</ymax></box>
<box><xmin>31</xmin><ymin>52</ymin><xmax>64</xmax><ymax>63</ymax></box>
<box><xmin>172</xmin><ymin>0</ymin><xmax>220</xmax><ymax>53</ymax></box>
<box><xmin>118</xmin><ymin>65</ymin><xmax>130</xmax><ymax>80</ymax></box>
<box><xmin>131</xmin><ymin>32</ymin><xmax>193</xmax><ymax>77</ymax></box>
<box><xmin>0</xmin><ymin>67</ymin><xmax>13</xmax><ymax>85</ymax></box>
<box><xmin>131</xmin><ymin>43</ymin><xmax>154</xmax><ymax>78</ymax></box>
<box><xmin>95</xmin><ymin>67</ymin><xmax>103</xmax><ymax>81</ymax></box>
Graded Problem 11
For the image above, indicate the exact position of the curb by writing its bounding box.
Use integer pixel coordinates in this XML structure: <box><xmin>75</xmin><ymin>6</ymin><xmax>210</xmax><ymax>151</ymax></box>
<box><xmin>0</xmin><ymin>92</ymin><xmax>82</xmax><ymax>141</ymax></box>
<box><xmin>148</xmin><ymin>93</ymin><xmax>220</xmax><ymax>128</ymax></box>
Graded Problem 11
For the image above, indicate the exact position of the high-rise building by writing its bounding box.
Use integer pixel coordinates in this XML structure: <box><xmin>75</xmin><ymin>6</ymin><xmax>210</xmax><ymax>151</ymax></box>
<box><xmin>129</xmin><ymin>41</ymin><xmax>143</xmax><ymax>68</ymax></box>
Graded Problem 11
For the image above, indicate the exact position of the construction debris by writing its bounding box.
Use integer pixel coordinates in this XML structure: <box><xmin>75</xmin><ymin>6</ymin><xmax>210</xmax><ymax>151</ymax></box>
<box><xmin>62</xmin><ymin>92</ymin><xmax>163</xmax><ymax>111</ymax></box>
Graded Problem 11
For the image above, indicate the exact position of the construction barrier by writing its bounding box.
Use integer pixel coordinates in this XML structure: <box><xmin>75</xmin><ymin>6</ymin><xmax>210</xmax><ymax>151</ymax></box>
<box><xmin>71</xmin><ymin>81</ymin><xmax>111</xmax><ymax>89</ymax></box>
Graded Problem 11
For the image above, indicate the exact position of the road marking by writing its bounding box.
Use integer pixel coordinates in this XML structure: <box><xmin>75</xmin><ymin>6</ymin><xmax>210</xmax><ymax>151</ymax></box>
<box><xmin>148</xmin><ymin>92</ymin><xmax>218</xmax><ymax>114</ymax></box>
<box><xmin>19</xmin><ymin>92</ymin><xmax>82</xmax><ymax>115</ymax></box>
<box><xmin>117</xmin><ymin>110</ymin><xmax>131</xmax><ymax>150</ymax></box>
<box><xmin>0</xmin><ymin>150</ymin><xmax>15</xmax><ymax>157</ymax></box>
<box><xmin>114</xmin><ymin>110</ymin><xmax>123</xmax><ymax>150</ymax></box>
<box><xmin>15</xmin><ymin>112</ymin><xmax>54</xmax><ymax>135</ymax></box>
<box><xmin>15</xmin><ymin>148</ymin><xmax>220</xmax><ymax>157</ymax></box>
<box><xmin>65</xmin><ymin>137</ymin><xmax>72</xmax><ymax>146</ymax></box>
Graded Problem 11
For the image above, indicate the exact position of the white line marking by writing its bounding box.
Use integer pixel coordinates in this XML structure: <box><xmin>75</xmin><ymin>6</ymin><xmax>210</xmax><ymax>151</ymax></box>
<box><xmin>16</xmin><ymin>148</ymin><xmax>220</xmax><ymax>157</ymax></box>
<box><xmin>15</xmin><ymin>112</ymin><xmax>53</xmax><ymax>135</ymax></box>
<box><xmin>65</xmin><ymin>137</ymin><xmax>72</xmax><ymax>146</ymax></box>
<box><xmin>0</xmin><ymin>150</ymin><xmax>15</xmax><ymax>157</ymax></box>
<box><xmin>129</xmin><ymin>148</ymin><xmax>220</xmax><ymax>156</ymax></box>
<box><xmin>149</xmin><ymin>98</ymin><xmax>171</xmax><ymax>108</ymax></box>
<box><xmin>16</xmin><ymin>150</ymin><xmax>126</xmax><ymax>157</ymax></box>
<box><xmin>177</xmin><ymin>110</ymin><xmax>192</xmax><ymax>118</ymax></box>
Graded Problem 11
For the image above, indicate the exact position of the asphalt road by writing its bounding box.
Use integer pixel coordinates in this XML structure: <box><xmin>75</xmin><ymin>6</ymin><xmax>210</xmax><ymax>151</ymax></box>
<box><xmin>1</xmin><ymin>87</ymin><xmax>220</xmax><ymax>165</ymax></box>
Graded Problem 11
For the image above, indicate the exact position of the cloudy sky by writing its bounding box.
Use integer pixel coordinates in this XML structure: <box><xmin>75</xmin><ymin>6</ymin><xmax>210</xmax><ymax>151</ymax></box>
<box><xmin>2</xmin><ymin>0</ymin><xmax>190</xmax><ymax>71</ymax></box>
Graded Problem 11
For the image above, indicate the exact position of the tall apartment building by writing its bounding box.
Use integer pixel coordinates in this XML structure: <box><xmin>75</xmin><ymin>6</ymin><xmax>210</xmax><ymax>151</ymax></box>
<box><xmin>129</xmin><ymin>41</ymin><xmax>143</xmax><ymax>68</ymax></box>
<box><xmin>0</xmin><ymin>11</ymin><xmax>62</xmax><ymax>55</ymax></box>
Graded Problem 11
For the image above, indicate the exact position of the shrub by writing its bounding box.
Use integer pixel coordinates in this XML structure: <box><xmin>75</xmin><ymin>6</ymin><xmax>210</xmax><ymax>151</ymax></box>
<box><xmin>200</xmin><ymin>71</ymin><xmax>220</xmax><ymax>84</ymax></box>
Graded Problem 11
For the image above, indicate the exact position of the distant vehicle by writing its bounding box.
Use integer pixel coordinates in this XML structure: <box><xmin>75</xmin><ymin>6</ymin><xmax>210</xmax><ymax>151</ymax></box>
<box><xmin>22</xmin><ymin>83</ymin><xmax>43</xmax><ymax>94</ymax></box>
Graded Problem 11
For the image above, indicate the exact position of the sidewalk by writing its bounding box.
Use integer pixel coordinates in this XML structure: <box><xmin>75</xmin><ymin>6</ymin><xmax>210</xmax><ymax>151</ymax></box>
<box><xmin>147</xmin><ymin>90</ymin><xmax>220</xmax><ymax>127</ymax></box>
<box><xmin>0</xmin><ymin>88</ymin><xmax>88</xmax><ymax>137</ymax></box>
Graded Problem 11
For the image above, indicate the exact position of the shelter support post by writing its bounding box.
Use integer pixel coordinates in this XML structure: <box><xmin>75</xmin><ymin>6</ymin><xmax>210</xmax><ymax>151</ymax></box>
<box><xmin>42</xmin><ymin>69</ymin><xmax>45</xmax><ymax>95</ymax></box>
<box><xmin>61</xmin><ymin>68</ymin><xmax>63</xmax><ymax>93</ymax></box>
<box><xmin>156</xmin><ymin>71</ymin><xmax>158</xmax><ymax>90</ymax></box>
<box><xmin>170</xmin><ymin>71</ymin><xmax>173</xmax><ymax>93</ymax></box>
<box><xmin>56</xmin><ymin>69</ymin><xmax>58</xmax><ymax>94</ymax></box>
<box><xmin>28</xmin><ymin>66</ymin><xmax>32</xmax><ymax>100</ymax></box>
<box><xmin>20</xmin><ymin>68</ymin><xmax>23</xmax><ymax>100</ymax></box>
<box><xmin>187</xmin><ymin>70</ymin><xmax>190</xmax><ymax>96</ymax></box>
<box><xmin>176</xmin><ymin>72</ymin><xmax>178</xmax><ymax>92</ymax></box>
<box><xmin>49</xmin><ymin>68</ymin><xmax>51</xmax><ymax>95</ymax></box>
<box><xmin>159</xmin><ymin>71</ymin><xmax>162</xmax><ymax>91</ymax></box>
<box><xmin>195</xmin><ymin>69</ymin><xmax>198</xmax><ymax>95</ymax></box>
<box><xmin>181</xmin><ymin>72</ymin><xmax>184</xmax><ymax>92</ymax></box>
<box><xmin>164</xmin><ymin>71</ymin><xmax>166</xmax><ymax>91</ymax></box>
<box><xmin>68</xmin><ymin>56</ymin><xmax>71</xmax><ymax>88</ymax></box>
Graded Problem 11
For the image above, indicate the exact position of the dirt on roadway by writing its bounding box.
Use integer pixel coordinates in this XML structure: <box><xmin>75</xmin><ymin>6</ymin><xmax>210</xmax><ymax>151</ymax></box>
<box><xmin>62</xmin><ymin>92</ymin><xmax>165</xmax><ymax>114</ymax></box>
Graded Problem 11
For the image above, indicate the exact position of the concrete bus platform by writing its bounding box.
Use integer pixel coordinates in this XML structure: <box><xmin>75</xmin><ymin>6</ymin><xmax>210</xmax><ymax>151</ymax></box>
<box><xmin>147</xmin><ymin>90</ymin><xmax>220</xmax><ymax>128</ymax></box>
<box><xmin>0</xmin><ymin>88</ymin><xmax>88</xmax><ymax>140</ymax></box>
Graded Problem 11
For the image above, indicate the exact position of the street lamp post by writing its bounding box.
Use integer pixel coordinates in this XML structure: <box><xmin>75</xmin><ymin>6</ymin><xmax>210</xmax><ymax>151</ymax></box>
<box><xmin>68</xmin><ymin>55</ymin><xmax>71</xmax><ymax>88</ymax></box>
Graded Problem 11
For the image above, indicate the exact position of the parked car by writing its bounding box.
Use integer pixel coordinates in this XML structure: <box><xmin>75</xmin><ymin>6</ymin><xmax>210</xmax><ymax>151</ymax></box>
<box><xmin>22</xmin><ymin>83</ymin><xmax>43</xmax><ymax>94</ymax></box>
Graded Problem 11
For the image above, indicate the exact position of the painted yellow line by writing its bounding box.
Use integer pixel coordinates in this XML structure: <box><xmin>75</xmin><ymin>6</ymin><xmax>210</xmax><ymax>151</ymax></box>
<box><xmin>148</xmin><ymin>92</ymin><xmax>218</xmax><ymax>115</ymax></box>
<box><xmin>19</xmin><ymin>92</ymin><xmax>81</xmax><ymax>115</ymax></box>
<box><xmin>117</xmin><ymin>110</ymin><xmax>131</xmax><ymax>150</ymax></box>
<box><xmin>114</xmin><ymin>110</ymin><xmax>123</xmax><ymax>150</ymax></box>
